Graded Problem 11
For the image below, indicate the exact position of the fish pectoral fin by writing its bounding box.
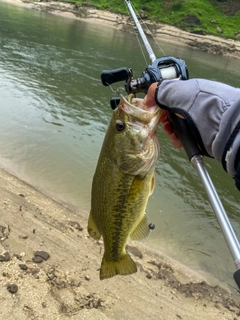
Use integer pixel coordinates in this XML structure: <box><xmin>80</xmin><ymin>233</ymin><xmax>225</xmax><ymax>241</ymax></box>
<box><xmin>149</xmin><ymin>174</ymin><xmax>155</xmax><ymax>196</ymax></box>
<box><xmin>100</xmin><ymin>253</ymin><xmax>137</xmax><ymax>280</ymax></box>
<box><xmin>87</xmin><ymin>211</ymin><xmax>101</xmax><ymax>240</ymax></box>
<box><xmin>130</xmin><ymin>214</ymin><xmax>150</xmax><ymax>241</ymax></box>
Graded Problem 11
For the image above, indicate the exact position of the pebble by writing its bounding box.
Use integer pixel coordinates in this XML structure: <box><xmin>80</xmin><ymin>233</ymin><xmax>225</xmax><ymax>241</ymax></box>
<box><xmin>7</xmin><ymin>284</ymin><xmax>18</xmax><ymax>294</ymax></box>
<box><xmin>34</xmin><ymin>250</ymin><xmax>50</xmax><ymax>261</ymax></box>
<box><xmin>0</xmin><ymin>252</ymin><xmax>11</xmax><ymax>262</ymax></box>
<box><xmin>28</xmin><ymin>268</ymin><xmax>40</xmax><ymax>276</ymax></box>
<box><xmin>2</xmin><ymin>272</ymin><xmax>10</xmax><ymax>277</ymax></box>
<box><xmin>68</xmin><ymin>221</ymin><xmax>83</xmax><ymax>231</ymax></box>
<box><xmin>85</xmin><ymin>275</ymin><xmax>90</xmax><ymax>281</ymax></box>
<box><xmin>32</xmin><ymin>256</ymin><xmax>44</xmax><ymax>263</ymax></box>
<box><xmin>4</xmin><ymin>252</ymin><xmax>11</xmax><ymax>261</ymax></box>
<box><xmin>14</xmin><ymin>254</ymin><xmax>23</xmax><ymax>261</ymax></box>
<box><xmin>19</xmin><ymin>264</ymin><xmax>28</xmax><ymax>271</ymax></box>
<box><xmin>47</xmin><ymin>273</ymin><xmax>55</xmax><ymax>280</ymax></box>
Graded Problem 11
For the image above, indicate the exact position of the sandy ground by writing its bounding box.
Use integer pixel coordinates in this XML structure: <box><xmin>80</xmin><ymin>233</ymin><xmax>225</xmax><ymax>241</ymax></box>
<box><xmin>1</xmin><ymin>1</ymin><xmax>240</xmax><ymax>319</ymax></box>
<box><xmin>1</xmin><ymin>167</ymin><xmax>240</xmax><ymax>320</ymax></box>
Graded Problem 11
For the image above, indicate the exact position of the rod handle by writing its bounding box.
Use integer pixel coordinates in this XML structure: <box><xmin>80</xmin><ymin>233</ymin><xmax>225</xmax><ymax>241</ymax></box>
<box><xmin>168</xmin><ymin>113</ymin><xmax>202</xmax><ymax>161</ymax></box>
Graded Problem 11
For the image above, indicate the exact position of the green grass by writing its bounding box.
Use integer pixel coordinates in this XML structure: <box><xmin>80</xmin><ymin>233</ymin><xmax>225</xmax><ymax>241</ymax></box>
<box><xmin>58</xmin><ymin>0</ymin><xmax>240</xmax><ymax>40</ymax></box>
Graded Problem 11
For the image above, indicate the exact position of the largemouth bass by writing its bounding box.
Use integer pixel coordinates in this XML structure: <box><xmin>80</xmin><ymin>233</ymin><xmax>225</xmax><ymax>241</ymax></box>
<box><xmin>88</xmin><ymin>94</ymin><xmax>161</xmax><ymax>280</ymax></box>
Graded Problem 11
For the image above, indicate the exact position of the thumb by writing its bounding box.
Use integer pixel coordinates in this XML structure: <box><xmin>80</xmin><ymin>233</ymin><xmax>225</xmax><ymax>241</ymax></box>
<box><xmin>143</xmin><ymin>82</ymin><xmax>158</xmax><ymax>107</ymax></box>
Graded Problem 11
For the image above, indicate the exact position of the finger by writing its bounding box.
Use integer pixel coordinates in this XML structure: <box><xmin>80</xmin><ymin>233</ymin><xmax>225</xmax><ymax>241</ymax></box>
<box><xmin>162</xmin><ymin>119</ymin><xmax>182</xmax><ymax>148</ymax></box>
<box><xmin>143</xmin><ymin>95</ymin><xmax>156</xmax><ymax>108</ymax></box>
<box><xmin>147</xmin><ymin>82</ymin><xmax>158</xmax><ymax>97</ymax></box>
<box><xmin>159</xmin><ymin>111</ymin><xmax>169</xmax><ymax>124</ymax></box>
<box><xmin>143</xmin><ymin>82</ymin><xmax>158</xmax><ymax>107</ymax></box>
<box><xmin>170</xmin><ymin>132</ymin><xmax>182</xmax><ymax>148</ymax></box>
<box><xmin>162</xmin><ymin>121</ymin><xmax>173</xmax><ymax>135</ymax></box>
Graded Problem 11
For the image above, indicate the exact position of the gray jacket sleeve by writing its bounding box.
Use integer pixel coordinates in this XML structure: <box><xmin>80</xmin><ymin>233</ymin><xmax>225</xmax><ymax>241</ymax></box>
<box><xmin>155</xmin><ymin>79</ymin><xmax>240</xmax><ymax>183</ymax></box>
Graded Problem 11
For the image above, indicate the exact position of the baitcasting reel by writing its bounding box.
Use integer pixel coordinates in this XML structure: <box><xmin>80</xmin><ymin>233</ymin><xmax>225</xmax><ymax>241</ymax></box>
<box><xmin>100</xmin><ymin>56</ymin><xmax>189</xmax><ymax>109</ymax></box>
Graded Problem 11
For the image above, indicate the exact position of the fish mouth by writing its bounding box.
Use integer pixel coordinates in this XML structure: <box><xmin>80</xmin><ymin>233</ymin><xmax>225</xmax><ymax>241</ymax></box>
<box><xmin>120</xmin><ymin>94</ymin><xmax>159</xmax><ymax>114</ymax></box>
<box><xmin>119</xmin><ymin>94</ymin><xmax>162</xmax><ymax>133</ymax></box>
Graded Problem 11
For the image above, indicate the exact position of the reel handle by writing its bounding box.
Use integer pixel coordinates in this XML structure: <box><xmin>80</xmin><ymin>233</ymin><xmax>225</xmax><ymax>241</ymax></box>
<box><xmin>101</xmin><ymin>68</ymin><xmax>130</xmax><ymax>86</ymax></box>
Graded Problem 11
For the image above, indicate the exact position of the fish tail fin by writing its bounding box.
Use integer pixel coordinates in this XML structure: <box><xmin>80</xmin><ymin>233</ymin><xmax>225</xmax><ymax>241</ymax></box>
<box><xmin>100</xmin><ymin>253</ymin><xmax>137</xmax><ymax>280</ymax></box>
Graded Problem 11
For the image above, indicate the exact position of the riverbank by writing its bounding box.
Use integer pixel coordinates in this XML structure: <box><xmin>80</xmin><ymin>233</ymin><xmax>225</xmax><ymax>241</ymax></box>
<box><xmin>1</xmin><ymin>167</ymin><xmax>240</xmax><ymax>319</ymax></box>
<box><xmin>15</xmin><ymin>0</ymin><xmax>240</xmax><ymax>59</ymax></box>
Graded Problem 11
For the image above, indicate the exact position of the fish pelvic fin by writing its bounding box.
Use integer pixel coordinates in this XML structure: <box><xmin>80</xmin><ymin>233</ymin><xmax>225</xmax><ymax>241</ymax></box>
<box><xmin>87</xmin><ymin>211</ymin><xmax>101</xmax><ymax>240</ymax></box>
<box><xmin>130</xmin><ymin>214</ymin><xmax>150</xmax><ymax>241</ymax></box>
<box><xmin>100</xmin><ymin>253</ymin><xmax>137</xmax><ymax>280</ymax></box>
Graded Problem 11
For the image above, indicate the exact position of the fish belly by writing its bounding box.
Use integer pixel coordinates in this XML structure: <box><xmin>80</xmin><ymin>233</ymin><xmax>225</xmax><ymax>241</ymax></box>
<box><xmin>88</xmin><ymin>162</ymin><xmax>154</xmax><ymax>280</ymax></box>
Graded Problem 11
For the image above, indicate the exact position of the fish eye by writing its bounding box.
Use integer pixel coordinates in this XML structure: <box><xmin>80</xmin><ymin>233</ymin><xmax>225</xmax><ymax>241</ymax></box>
<box><xmin>116</xmin><ymin>120</ymin><xmax>125</xmax><ymax>132</ymax></box>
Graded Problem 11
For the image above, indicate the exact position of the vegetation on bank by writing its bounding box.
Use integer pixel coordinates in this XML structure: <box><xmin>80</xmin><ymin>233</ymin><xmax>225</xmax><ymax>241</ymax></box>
<box><xmin>57</xmin><ymin>0</ymin><xmax>240</xmax><ymax>40</ymax></box>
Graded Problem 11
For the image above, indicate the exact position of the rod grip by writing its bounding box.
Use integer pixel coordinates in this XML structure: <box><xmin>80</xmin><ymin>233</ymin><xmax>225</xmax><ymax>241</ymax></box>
<box><xmin>168</xmin><ymin>113</ymin><xmax>202</xmax><ymax>161</ymax></box>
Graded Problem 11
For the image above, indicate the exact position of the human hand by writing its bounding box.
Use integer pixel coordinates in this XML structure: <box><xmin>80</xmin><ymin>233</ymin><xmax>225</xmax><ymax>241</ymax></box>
<box><xmin>144</xmin><ymin>78</ymin><xmax>240</xmax><ymax>184</ymax></box>
<box><xmin>143</xmin><ymin>82</ymin><xmax>182</xmax><ymax>148</ymax></box>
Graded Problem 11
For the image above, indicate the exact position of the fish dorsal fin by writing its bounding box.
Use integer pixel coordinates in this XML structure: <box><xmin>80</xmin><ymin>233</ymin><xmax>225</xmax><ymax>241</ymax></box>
<box><xmin>130</xmin><ymin>214</ymin><xmax>150</xmax><ymax>241</ymax></box>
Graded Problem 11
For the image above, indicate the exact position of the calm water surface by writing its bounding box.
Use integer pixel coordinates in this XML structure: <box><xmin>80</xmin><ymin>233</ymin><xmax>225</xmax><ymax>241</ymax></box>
<box><xmin>0</xmin><ymin>1</ymin><xmax>240</xmax><ymax>291</ymax></box>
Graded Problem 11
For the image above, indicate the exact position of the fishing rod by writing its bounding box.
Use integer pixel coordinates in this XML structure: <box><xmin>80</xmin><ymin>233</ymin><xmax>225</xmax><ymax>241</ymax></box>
<box><xmin>101</xmin><ymin>2</ymin><xmax>188</xmax><ymax>109</ymax></box>
<box><xmin>100</xmin><ymin>0</ymin><xmax>240</xmax><ymax>289</ymax></box>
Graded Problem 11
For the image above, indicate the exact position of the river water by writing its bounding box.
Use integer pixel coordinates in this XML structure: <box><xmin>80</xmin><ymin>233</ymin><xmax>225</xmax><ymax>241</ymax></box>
<box><xmin>0</xmin><ymin>1</ymin><xmax>240</xmax><ymax>291</ymax></box>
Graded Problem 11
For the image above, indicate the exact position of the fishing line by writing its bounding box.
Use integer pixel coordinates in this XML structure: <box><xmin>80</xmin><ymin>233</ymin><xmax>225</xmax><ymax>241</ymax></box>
<box><xmin>124</xmin><ymin>1</ymin><xmax>166</xmax><ymax>61</ymax></box>
<box><xmin>105</xmin><ymin>82</ymin><xmax>120</xmax><ymax>94</ymax></box>
<box><xmin>124</xmin><ymin>0</ymin><xmax>148</xmax><ymax>64</ymax></box>
<box><xmin>134</xmin><ymin>7</ymin><xmax>166</xmax><ymax>57</ymax></box>
<box><xmin>156</xmin><ymin>166</ymin><xmax>191</xmax><ymax>216</ymax></box>
<box><xmin>134</xmin><ymin>29</ymin><xmax>148</xmax><ymax>66</ymax></box>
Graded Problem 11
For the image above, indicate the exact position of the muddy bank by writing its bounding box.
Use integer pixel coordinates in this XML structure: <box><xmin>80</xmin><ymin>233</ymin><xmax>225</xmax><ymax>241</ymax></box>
<box><xmin>19</xmin><ymin>0</ymin><xmax>240</xmax><ymax>59</ymax></box>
